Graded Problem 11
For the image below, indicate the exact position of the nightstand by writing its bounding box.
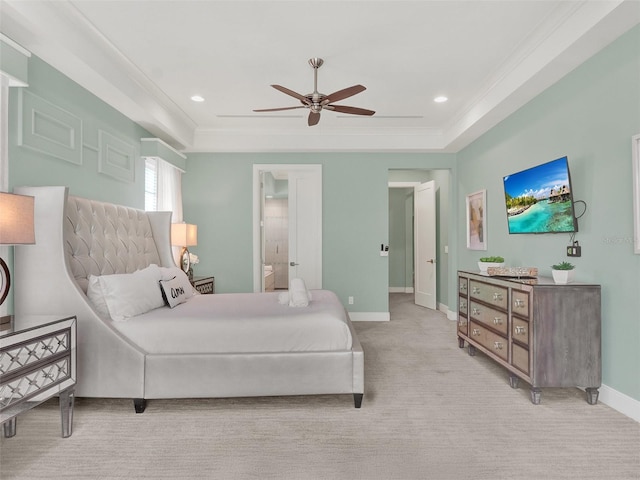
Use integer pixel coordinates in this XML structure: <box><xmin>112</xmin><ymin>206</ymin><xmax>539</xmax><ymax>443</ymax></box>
<box><xmin>191</xmin><ymin>276</ymin><xmax>215</xmax><ymax>294</ymax></box>
<box><xmin>0</xmin><ymin>316</ymin><xmax>77</xmax><ymax>438</ymax></box>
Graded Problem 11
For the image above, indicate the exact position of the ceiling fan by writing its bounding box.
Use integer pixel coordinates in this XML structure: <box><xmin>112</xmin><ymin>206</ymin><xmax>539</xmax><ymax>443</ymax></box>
<box><xmin>253</xmin><ymin>58</ymin><xmax>375</xmax><ymax>126</ymax></box>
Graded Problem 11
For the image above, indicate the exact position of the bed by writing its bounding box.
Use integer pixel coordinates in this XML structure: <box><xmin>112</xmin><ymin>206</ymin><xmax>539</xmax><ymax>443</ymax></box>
<box><xmin>13</xmin><ymin>186</ymin><xmax>364</xmax><ymax>412</ymax></box>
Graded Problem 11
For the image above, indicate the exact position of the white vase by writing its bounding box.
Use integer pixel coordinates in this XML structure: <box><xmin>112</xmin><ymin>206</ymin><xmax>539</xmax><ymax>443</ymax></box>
<box><xmin>552</xmin><ymin>269</ymin><xmax>574</xmax><ymax>284</ymax></box>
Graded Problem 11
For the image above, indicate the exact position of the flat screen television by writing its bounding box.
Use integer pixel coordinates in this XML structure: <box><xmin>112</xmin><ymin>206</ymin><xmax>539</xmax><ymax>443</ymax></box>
<box><xmin>503</xmin><ymin>156</ymin><xmax>578</xmax><ymax>234</ymax></box>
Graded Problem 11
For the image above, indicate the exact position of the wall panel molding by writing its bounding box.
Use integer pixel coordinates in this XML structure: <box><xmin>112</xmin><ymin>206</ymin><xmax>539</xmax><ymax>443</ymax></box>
<box><xmin>18</xmin><ymin>90</ymin><xmax>82</xmax><ymax>165</ymax></box>
<box><xmin>98</xmin><ymin>130</ymin><xmax>135</xmax><ymax>183</ymax></box>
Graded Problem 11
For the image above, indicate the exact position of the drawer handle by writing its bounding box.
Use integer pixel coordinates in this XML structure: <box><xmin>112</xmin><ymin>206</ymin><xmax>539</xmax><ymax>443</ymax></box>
<box><xmin>460</xmin><ymin>283</ymin><xmax>467</xmax><ymax>291</ymax></box>
<box><xmin>458</xmin><ymin>320</ymin><xmax>467</xmax><ymax>327</ymax></box>
<box><xmin>493</xmin><ymin>341</ymin><xmax>504</xmax><ymax>350</ymax></box>
<box><xmin>460</xmin><ymin>301</ymin><xmax>466</xmax><ymax>309</ymax></box>
<box><xmin>472</xmin><ymin>287</ymin><xmax>480</xmax><ymax>294</ymax></box>
<box><xmin>472</xmin><ymin>307</ymin><xmax>480</xmax><ymax>315</ymax></box>
<box><xmin>514</xmin><ymin>299</ymin><xmax>525</xmax><ymax>308</ymax></box>
<box><xmin>493</xmin><ymin>292</ymin><xmax>503</xmax><ymax>301</ymax></box>
<box><xmin>472</xmin><ymin>328</ymin><xmax>481</xmax><ymax>336</ymax></box>
<box><xmin>515</xmin><ymin>326</ymin><xmax>527</xmax><ymax>335</ymax></box>
<box><xmin>493</xmin><ymin>317</ymin><xmax>502</xmax><ymax>325</ymax></box>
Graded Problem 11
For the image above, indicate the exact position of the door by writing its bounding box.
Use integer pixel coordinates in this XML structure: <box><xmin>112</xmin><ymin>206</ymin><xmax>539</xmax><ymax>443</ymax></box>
<box><xmin>287</xmin><ymin>168</ymin><xmax>322</xmax><ymax>289</ymax></box>
<box><xmin>414</xmin><ymin>181</ymin><xmax>436</xmax><ymax>309</ymax></box>
<box><xmin>253</xmin><ymin>165</ymin><xmax>322</xmax><ymax>292</ymax></box>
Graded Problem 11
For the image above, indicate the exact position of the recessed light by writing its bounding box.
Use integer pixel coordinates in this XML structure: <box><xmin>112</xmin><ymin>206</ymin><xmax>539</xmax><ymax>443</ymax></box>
<box><xmin>434</xmin><ymin>96</ymin><xmax>448</xmax><ymax>103</ymax></box>
<box><xmin>191</xmin><ymin>95</ymin><xmax>205</xmax><ymax>102</ymax></box>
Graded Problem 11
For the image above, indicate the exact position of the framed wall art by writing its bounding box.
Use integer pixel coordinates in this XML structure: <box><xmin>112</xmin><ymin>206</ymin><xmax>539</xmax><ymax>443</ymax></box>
<box><xmin>466</xmin><ymin>189</ymin><xmax>487</xmax><ymax>251</ymax></box>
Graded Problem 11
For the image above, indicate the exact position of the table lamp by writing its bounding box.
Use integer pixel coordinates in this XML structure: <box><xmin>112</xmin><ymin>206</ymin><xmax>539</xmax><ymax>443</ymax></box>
<box><xmin>170</xmin><ymin>222</ymin><xmax>197</xmax><ymax>275</ymax></box>
<box><xmin>0</xmin><ymin>192</ymin><xmax>35</xmax><ymax>306</ymax></box>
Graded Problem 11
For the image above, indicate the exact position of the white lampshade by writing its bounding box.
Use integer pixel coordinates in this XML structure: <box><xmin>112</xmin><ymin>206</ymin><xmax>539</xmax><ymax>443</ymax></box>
<box><xmin>0</xmin><ymin>192</ymin><xmax>35</xmax><ymax>245</ymax></box>
<box><xmin>171</xmin><ymin>223</ymin><xmax>197</xmax><ymax>247</ymax></box>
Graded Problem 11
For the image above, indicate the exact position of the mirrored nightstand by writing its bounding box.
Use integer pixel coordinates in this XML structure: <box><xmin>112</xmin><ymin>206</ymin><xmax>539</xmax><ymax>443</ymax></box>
<box><xmin>191</xmin><ymin>276</ymin><xmax>215</xmax><ymax>295</ymax></box>
<box><xmin>0</xmin><ymin>316</ymin><xmax>77</xmax><ymax>438</ymax></box>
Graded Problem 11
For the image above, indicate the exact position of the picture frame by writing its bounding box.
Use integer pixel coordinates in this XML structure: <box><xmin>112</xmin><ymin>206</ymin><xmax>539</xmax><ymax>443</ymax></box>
<box><xmin>466</xmin><ymin>189</ymin><xmax>487</xmax><ymax>251</ymax></box>
<box><xmin>632</xmin><ymin>134</ymin><xmax>640</xmax><ymax>254</ymax></box>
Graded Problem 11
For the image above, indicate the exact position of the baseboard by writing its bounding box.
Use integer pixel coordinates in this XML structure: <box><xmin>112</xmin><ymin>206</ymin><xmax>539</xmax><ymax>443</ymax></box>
<box><xmin>437</xmin><ymin>302</ymin><xmax>456</xmax><ymax>320</ymax></box>
<box><xmin>348</xmin><ymin>312</ymin><xmax>390</xmax><ymax>322</ymax></box>
<box><xmin>388</xmin><ymin>287</ymin><xmax>414</xmax><ymax>293</ymax></box>
<box><xmin>599</xmin><ymin>384</ymin><xmax>640</xmax><ymax>422</ymax></box>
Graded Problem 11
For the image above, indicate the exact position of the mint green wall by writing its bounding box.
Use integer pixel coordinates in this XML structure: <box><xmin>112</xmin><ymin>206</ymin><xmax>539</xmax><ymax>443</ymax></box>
<box><xmin>457</xmin><ymin>26</ymin><xmax>640</xmax><ymax>401</ymax></box>
<box><xmin>182</xmin><ymin>153</ymin><xmax>456</xmax><ymax>314</ymax></box>
<box><xmin>8</xmin><ymin>56</ymin><xmax>149</xmax><ymax>206</ymax></box>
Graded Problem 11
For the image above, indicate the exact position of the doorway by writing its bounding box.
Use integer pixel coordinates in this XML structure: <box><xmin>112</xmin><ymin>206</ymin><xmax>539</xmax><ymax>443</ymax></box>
<box><xmin>263</xmin><ymin>174</ymin><xmax>289</xmax><ymax>290</ymax></box>
<box><xmin>252</xmin><ymin>164</ymin><xmax>323</xmax><ymax>293</ymax></box>
<box><xmin>388</xmin><ymin>169</ymin><xmax>449</xmax><ymax>312</ymax></box>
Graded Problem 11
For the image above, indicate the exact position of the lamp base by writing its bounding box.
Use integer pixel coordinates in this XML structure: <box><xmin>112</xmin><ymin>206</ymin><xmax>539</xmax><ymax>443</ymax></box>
<box><xmin>0</xmin><ymin>257</ymin><xmax>10</xmax><ymax>306</ymax></box>
<box><xmin>179</xmin><ymin>247</ymin><xmax>191</xmax><ymax>274</ymax></box>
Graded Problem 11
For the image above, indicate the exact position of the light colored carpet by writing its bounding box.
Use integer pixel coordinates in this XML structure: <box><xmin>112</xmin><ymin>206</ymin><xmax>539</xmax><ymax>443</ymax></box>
<box><xmin>1</xmin><ymin>294</ymin><xmax>638</xmax><ymax>480</ymax></box>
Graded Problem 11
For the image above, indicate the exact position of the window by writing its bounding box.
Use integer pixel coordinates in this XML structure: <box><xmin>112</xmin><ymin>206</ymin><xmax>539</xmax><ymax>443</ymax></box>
<box><xmin>144</xmin><ymin>156</ymin><xmax>183</xmax><ymax>223</ymax></box>
<box><xmin>144</xmin><ymin>158</ymin><xmax>158</xmax><ymax>211</ymax></box>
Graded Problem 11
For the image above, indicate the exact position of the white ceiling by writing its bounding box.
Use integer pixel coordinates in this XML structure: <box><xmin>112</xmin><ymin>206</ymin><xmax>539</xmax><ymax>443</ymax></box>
<box><xmin>1</xmin><ymin>1</ymin><xmax>638</xmax><ymax>153</ymax></box>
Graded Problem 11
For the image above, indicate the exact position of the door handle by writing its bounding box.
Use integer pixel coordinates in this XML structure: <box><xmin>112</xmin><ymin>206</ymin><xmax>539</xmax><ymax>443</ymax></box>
<box><xmin>427</xmin><ymin>259</ymin><xmax>436</xmax><ymax>264</ymax></box>
<box><xmin>290</xmin><ymin>262</ymin><xmax>299</xmax><ymax>266</ymax></box>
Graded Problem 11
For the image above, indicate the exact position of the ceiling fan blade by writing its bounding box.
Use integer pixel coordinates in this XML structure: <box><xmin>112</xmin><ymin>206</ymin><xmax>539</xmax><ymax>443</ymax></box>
<box><xmin>323</xmin><ymin>85</ymin><xmax>366</xmax><ymax>104</ymax></box>
<box><xmin>325</xmin><ymin>105</ymin><xmax>375</xmax><ymax>116</ymax></box>
<box><xmin>271</xmin><ymin>85</ymin><xmax>310</xmax><ymax>104</ymax></box>
<box><xmin>308</xmin><ymin>111</ymin><xmax>321</xmax><ymax>126</ymax></box>
<box><xmin>253</xmin><ymin>106</ymin><xmax>306</xmax><ymax>112</ymax></box>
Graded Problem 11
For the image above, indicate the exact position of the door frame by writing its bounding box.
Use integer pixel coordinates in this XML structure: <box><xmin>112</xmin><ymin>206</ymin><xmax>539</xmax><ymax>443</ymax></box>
<box><xmin>252</xmin><ymin>164</ymin><xmax>322</xmax><ymax>293</ymax></box>
<box><xmin>388</xmin><ymin>181</ymin><xmax>437</xmax><ymax>308</ymax></box>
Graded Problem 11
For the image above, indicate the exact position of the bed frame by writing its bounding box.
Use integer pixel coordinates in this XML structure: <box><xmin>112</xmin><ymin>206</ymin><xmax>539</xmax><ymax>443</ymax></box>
<box><xmin>13</xmin><ymin>186</ymin><xmax>364</xmax><ymax>411</ymax></box>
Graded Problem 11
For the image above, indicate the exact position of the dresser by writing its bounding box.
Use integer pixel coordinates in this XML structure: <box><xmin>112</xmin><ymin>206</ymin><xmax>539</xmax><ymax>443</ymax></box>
<box><xmin>457</xmin><ymin>271</ymin><xmax>601</xmax><ymax>405</ymax></box>
<box><xmin>1</xmin><ymin>316</ymin><xmax>77</xmax><ymax>437</ymax></box>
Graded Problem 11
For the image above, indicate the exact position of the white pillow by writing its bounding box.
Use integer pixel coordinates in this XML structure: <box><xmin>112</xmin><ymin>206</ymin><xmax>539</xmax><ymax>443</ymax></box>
<box><xmin>159</xmin><ymin>276</ymin><xmax>189</xmax><ymax>308</ymax></box>
<box><xmin>98</xmin><ymin>264</ymin><xmax>165</xmax><ymax>321</ymax></box>
<box><xmin>86</xmin><ymin>275</ymin><xmax>110</xmax><ymax>318</ymax></box>
<box><xmin>159</xmin><ymin>266</ymin><xmax>196</xmax><ymax>298</ymax></box>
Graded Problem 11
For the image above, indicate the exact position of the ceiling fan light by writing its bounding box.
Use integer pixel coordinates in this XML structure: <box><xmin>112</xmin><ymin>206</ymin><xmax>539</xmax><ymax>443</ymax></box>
<box><xmin>191</xmin><ymin>95</ymin><xmax>205</xmax><ymax>102</ymax></box>
<box><xmin>434</xmin><ymin>96</ymin><xmax>448</xmax><ymax>103</ymax></box>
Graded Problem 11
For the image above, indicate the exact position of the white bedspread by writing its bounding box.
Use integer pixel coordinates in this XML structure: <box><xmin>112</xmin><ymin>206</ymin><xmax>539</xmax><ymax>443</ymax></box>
<box><xmin>112</xmin><ymin>290</ymin><xmax>352</xmax><ymax>354</ymax></box>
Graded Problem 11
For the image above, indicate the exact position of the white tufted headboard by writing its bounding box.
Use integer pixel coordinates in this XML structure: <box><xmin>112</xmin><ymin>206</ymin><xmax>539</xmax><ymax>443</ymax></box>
<box><xmin>64</xmin><ymin>195</ymin><xmax>163</xmax><ymax>293</ymax></box>
<box><xmin>13</xmin><ymin>186</ymin><xmax>175</xmax><ymax>317</ymax></box>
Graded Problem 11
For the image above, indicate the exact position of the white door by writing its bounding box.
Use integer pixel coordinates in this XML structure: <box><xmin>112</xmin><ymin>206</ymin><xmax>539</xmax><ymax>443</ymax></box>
<box><xmin>288</xmin><ymin>167</ymin><xmax>322</xmax><ymax>289</ymax></box>
<box><xmin>414</xmin><ymin>181</ymin><xmax>436</xmax><ymax>309</ymax></box>
<box><xmin>253</xmin><ymin>165</ymin><xmax>322</xmax><ymax>292</ymax></box>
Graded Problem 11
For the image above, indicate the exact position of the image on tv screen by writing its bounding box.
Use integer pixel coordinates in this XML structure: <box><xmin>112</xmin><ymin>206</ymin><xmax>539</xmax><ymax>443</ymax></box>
<box><xmin>503</xmin><ymin>157</ymin><xmax>577</xmax><ymax>234</ymax></box>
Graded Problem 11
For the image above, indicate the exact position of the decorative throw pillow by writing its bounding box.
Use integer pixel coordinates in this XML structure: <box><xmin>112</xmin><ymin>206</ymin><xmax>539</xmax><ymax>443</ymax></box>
<box><xmin>159</xmin><ymin>266</ymin><xmax>196</xmax><ymax>298</ymax></box>
<box><xmin>97</xmin><ymin>264</ymin><xmax>165</xmax><ymax>321</ymax></box>
<box><xmin>86</xmin><ymin>275</ymin><xmax>110</xmax><ymax>318</ymax></box>
<box><xmin>159</xmin><ymin>276</ymin><xmax>189</xmax><ymax>308</ymax></box>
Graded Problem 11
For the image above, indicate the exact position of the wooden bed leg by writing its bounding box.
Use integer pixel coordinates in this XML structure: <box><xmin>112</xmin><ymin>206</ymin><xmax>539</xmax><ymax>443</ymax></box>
<box><xmin>353</xmin><ymin>393</ymin><xmax>363</xmax><ymax>408</ymax></box>
<box><xmin>134</xmin><ymin>398</ymin><xmax>147</xmax><ymax>413</ymax></box>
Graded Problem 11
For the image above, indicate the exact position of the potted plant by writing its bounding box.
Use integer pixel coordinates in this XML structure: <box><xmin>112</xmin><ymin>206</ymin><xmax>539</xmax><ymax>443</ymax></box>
<box><xmin>478</xmin><ymin>256</ymin><xmax>505</xmax><ymax>273</ymax></box>
<box><xmin>551</xmin><ymin>261</ymin><xmax>575</xmax><ymax>284</ymax></box>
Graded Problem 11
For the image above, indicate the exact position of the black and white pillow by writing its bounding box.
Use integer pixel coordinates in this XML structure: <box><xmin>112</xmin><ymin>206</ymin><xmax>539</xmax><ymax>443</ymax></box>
<box><xmin>159</xmin><ymin>276</ymin><xmax>189</xmax><ymax>308</ymax></box>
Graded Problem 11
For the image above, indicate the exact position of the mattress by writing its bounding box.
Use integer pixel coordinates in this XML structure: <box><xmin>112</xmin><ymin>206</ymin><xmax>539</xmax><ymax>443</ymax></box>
<box><xmin>112</xmin><ymin>290</ymin><xmax>352</xmax><ymax>354</ymax></box>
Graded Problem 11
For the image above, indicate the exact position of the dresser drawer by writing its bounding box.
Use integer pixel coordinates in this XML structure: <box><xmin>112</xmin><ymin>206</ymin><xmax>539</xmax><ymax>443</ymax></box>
<box><xmin>512</xmin><ymin>290</ymin><xmax>530</xmax><ymax>318</ymax></box>
<box><xmin>512</xmin><ymin>317</ymin><xmax>530</xmax><ymax>346</ymax></box>
<box><xmin>458</xmin><ymin>276</ymin><xmax>468</xmax><ymax>295</ymax></box>
<box><xmin>512</xmin><ymin>343</ymin><xmax>529</xmax><ymax>375</ymax></box>
<box><xmin>458</xmin><ymin>295</ymin><xmax>468</xmax><ymax>316</ymax></box>
<box><xmin>468</xmin><ymin>321</ymin><xmax>508</xmax><ymax>361</ymax></box>
<box><xmin>469</xmin><ymin>301</ymin><xmax>508</xmax><ymax>335</ymax></box>
<box><xmin>457</xmin><ymin>317</ymin><xmax>468</xmax><ymax>336</ymax></box>
<box><xmin>469</xmin><ymin>280</ymin><xmax>508</xmax><ymax>310</ymax></box>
